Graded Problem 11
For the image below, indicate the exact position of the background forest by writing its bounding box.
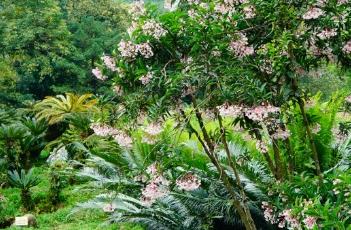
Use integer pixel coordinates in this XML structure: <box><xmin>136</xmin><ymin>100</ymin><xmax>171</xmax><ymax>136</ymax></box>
<box><xmin>0</xmin><ymin>0</ymin><xmax>351</xmax><ymax>230</ymax></box>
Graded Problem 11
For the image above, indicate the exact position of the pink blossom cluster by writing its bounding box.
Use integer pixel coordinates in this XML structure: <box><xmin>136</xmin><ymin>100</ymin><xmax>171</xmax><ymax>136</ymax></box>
<box><xmin>137</xmin><ymin>42</ymin><xmax>154</xmax><ymax>58</ymax></box>
<box><xmin>224</xmin><ymin>0</ymin><xmax>248</xmax><ymax>5</ymax></box>
<box><xmin>303</xmin><ymin>216</ymin><xmax>317</xmax><ymax>229</ymax></box>
<box><xmin>243</xmin><ymin>5</ymin><xmax>256</xmax><ymax>19</ymax></box>
<box><xmin>277</xmin><ymin>209</ymin><xmax>301</xmax><ymax>229</ymax></box>
<box><xmin>176</xmin><ymin>173</ymin><xmax>201</xmax><ymax>191</ymax></box>
<box><xmin>229</xmin><ymin>33</ymin><xmax>254</xmax><ymax>58</ymax></box>
<box><xmin>342</xmin><ymin>41</ymin><xmax>351</xmax><ymax>54</ymax></box>
<box><xmin>142</xmin><ymin>122</ymin><xmax>163</xmax><ymax>144</ymax></box>
<box><xmin>118</xmin><ymin>40</ymin><xmax>154</xmax><ymax>59</ymax></box>
<box><xmin>217</xmin><ymin>104</ymin><xmax>244</xmax><ymax>118</ymax></box>
<box><xmin>92</xmin><ymin>67</ymin><xmax>107</xmax><ymax>81</ymax></box>
<box><xmin>271</xmin><ymin>128</ymin><xmax>290</xmax><ymax>140</ymax></box>
<box><xmin>141</xmin><ymin>173</ymin><xmax>170</xmax><ymax>206</ymax></box>
<box><xmin>261</xmin><ymin>202</ymin><xmax>276</xmax><ymax>224</ymax></box>
<box><xmin>102</xmin><ymin>55</ymin><xmax>117</xmax><ymax>71</ymax></box>
<box><xmin>256</xmin><ymin>140</ymin><xmax>269</xmax><ymax>153</ymax></box>
<box><xmin>244</xmin><ymin>105</ymin><xmax>280</xmax><ymax>122</ymax></box>
<box><xmin>302</xmin><ymin>7</ymin><xmax>324</xmax><ymax>20</ymax></box>
<box><xmin>187</xmin><ymin>9</ymin><xmax>200</xmax><ymax>19</ymax></box>
<box><xmin>187</xmin><ymin>0</ymin><xmax>200</xmax><ymax>4</ymax></box>
<box><xmin>128</xmin><ymin>0</ymin><xmax>145</xmax><ymax>19</ymax></box>
<box><xmin>315</xmin><ymin>0</ymin><xmax>328</xmax><ymax>7</ymax></box>
<box><xmin>146</xmin><ymin>162</ymin><xmax>158</xmax><ymax>175</ymax></box>
<box><xmin>143</xmin><ymin>123</ymin><xmax>163</xmax><ymax>136</ymax></box>
<box><xmin>90</xmin><ymin>123</ymin><xmax>133</xmax><ymax>148</ymax></box>
<box><xmin>102</xmin><ymin>203</ymin><xmax>116</xmax><ymax>213</ymax></box>
<box><xmin>259</xmin><ymin>60</ymin><xmax>273</xmax><ymax>74</ymax></box>
<box><xmin>118</xmin><ymin>40</ymin><xmax>138</xmax><ymax>59</ymax></box>
<box><xmin>90</xmin><ymin>123</ymin><xmax>119</xmax><ymax>137</ymax></box>
<box><xmin>139</xmin><ymin>71</ymin><xmax>154</xmax><ymax>85</ymax></box>
<box><xmin>142</xmin><ymin>20</ymin><xmax>168</xmax><ymax>40</ymax></box>
<box><xmin>317</xmin><ymin>28</ymin><xmax>337</xmax><ymax>40</ymax></box>
<box><xmin>214</xmin><ymin>3</ymin><xmax>235</xmax><ymax>15</ymax></box>
<box><xmin>113</xmin><ymin>132</ymin><xmax>133</xmax><ymax>148</ymax></box>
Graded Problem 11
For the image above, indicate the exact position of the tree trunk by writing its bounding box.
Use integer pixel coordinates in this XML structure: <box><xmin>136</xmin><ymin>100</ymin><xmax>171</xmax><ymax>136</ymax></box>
<box><xmin>180</xmin><ymin>109</ymin><xmax>257</xmax><ymax>230</ymax></box>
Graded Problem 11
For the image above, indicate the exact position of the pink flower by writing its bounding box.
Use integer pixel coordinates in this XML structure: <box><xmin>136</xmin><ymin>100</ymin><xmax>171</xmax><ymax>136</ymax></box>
<box><xmin>102</xmin><ymin>203</ymin><xmax>116</xmax><ymax>213</ymax></box>
<box><xmin>271</xmin><ymin>128</ymin><xmax>290</xmax><ymax>140</ymax></box>
<box><xmin>144</xmin><ymin>123</ymin><xmax>163</xmax><ymax>136</ymax></box>
<box><xmin>315</xmin><ymin>0</ymin><xmax>328</xmax><ymax>7</ymax></box>
<box><xmin>142</xmin><ymin>20</ymin><xmax>167</xmax><ymax>40</ymax></box>
<box><xmin>118</xmin><ymin>40</ymin><xmax>138</xmax><ymax>59</ymax></box>
<box><xmin>317</xmin><ymin>28</ymin><xmax>337</xmax><ymax>40</ymax></box>
<box><xmin>229</xmin><ymin>33</ymin><xmax>254</xmax><ymax>58</ymax></box>
<box><xmin>243</xmin><ymin>5</ymin><xmax>256</xmax><ymax>19</ymax></box>
<box><xmin>139</xmin><ymin>72</ymin><xmax>154</xmax><ymax>85</ymax></box>
<box><xmin>129</xmin><ymin>0</ymin><xmax>145</xmax><ymax>19</ymax></box>
<box><xmin>214</xmin><ymin>3</ymin><xmax>234</xmax><ymax>15</ymax></box>
<box><xmin>256</xmin><ymin>140</ymin><xmax>268</xmax><ymax>153</ymax></box>
<box><xmin>342</xmin><ymin>41</ymin><xmax>351</xmax><ymax>54</ymax></box>
<box><xmin>303</xmin><ymin>216</ymin><xmax>317</xmax><ymax>229</ymax></box>
<box><xmin>137</xmin><ymin>42</ymin><xmax>154</xmax><ymax>58</ymax></box>
<box><xmin>113</xmin><ymin>132</ymin><xmax>133</xmax><ymax>148</ymax></box>
<box><xmin>90</xmin><ymin>123</ymin><xmax>119</xmax><ymax>136</ymax></box>
<box><xmin>92</xmin><ymin>67</ymin><xmax>107</xmax><ymax>81</ymax></box>
<box><xmin>146</xmin><ymin>163</ymin><xmax>158</xmax><ymax>176</ymax></box>
<box><xmin>102</xmin><ymin>55</ymin><xmax>117</xmax><ymax>71</ymax></box>
<box><xmin>217</xmin><ymin>104</ymin><xmax>244</xmax><ymax>118</ymax></box>
<box><xmin>176</xmin><ymin>173</ymin><xmax>201</xmax><ymax>191</ymax></box>
<box><xmin>261</xmin><ymin>202</ymin><xmax>276</xmax><ymax>224</ymax></box>
<box><xmin>302</xmin><ymin>7</ymin><xmax>324</xmax><ymax>20</ymax></box>
<box><xmin>140</xmin><ymin>175</ymin><xmax>170</xmax><ymax>206</ymax></box>
<box><xmin>244</xmin><ymin>105</ymin><xmax>280</xmax><ymax>122</ymax></box>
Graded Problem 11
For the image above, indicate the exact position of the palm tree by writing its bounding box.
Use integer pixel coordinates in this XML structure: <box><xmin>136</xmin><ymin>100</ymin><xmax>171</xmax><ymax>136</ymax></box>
<box><xmin>34</xmin><ymin>93</ymin><xmax>97</xmax><ymax>125</ymax></box>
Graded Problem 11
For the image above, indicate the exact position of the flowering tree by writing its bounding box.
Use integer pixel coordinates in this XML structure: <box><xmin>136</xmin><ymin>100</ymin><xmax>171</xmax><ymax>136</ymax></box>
<box><xmin>93</xmin><ymin>0</ymin><xmax>351</xmax><ymax>229</ymax></box>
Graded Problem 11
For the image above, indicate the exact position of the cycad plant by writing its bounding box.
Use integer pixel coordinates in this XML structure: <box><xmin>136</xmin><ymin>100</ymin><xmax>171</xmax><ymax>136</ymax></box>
<box><xmin>8</xmin><ymin>169</ymin><xmax>39</xmax><ymax>211</ymax></box>
<box><xmin>34</xmin><ymin>93</ymin><xmax>97</xmax><ymax>125</ymax></box>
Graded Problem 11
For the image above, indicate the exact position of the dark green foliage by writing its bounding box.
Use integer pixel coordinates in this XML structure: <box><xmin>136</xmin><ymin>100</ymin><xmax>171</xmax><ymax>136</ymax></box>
<box><xmin>287</xmin><ymin>93</ymin><xmax>344</xmax><ymax>173</ymax></box>
<box><xmin>8</xmin><ymin>169</ymin><xmax>39</xmax><ymax>211</ymax></box>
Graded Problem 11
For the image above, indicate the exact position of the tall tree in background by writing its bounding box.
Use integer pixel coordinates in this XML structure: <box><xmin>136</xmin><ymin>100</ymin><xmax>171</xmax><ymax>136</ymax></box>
<box><xmin>60</xmin><ymin>0</ymin><xmax>128</xmax><ymax>93</ymax></box>
<box><xmin>0</xmin><ymin>0</ymin><xmax>84</xmax><ymax>101</ymax></box>
<box><xmin>0</xmin><ymin>0</ymin><xmax>127</xmax><ymax>107</ymax></box>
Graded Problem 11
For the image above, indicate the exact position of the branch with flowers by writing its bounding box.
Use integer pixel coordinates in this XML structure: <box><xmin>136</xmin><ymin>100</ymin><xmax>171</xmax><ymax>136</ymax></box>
<box><xmin>90</xmin><ymin>0</ymin><xmax>351</xmax><ymax>228</ymax></box>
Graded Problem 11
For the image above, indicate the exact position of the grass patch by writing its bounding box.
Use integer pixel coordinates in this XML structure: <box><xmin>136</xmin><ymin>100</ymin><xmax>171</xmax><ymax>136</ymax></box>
<box><xmin>0</xmin><ymin>166</ymin><xmax>143</xmax><ymax>230</ymax></box>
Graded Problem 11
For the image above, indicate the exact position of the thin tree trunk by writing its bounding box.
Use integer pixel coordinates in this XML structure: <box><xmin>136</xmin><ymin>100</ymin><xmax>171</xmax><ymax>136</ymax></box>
<box><xmin>297</xmin><ymin>97</ymin><xmax>323</xmax><ymax>182</ymax></box>
<box><xmin>180</xmin><ymin>109</ymin><xmax>257</xmax><ymax>230</ymax></box>
<box><xmin>251</xmin><ymin>129</ymin><xmax>277</xmax><ymax>179</ymax></box>
<box><xmin>216</xmin><ymin>109</ymin><xmax>257</xmax><ymax>229</ymax></box>
<box><xmin>271</xmin><ymin>139</ymin><xmax>284</xmax><ymax>180</ymax></box>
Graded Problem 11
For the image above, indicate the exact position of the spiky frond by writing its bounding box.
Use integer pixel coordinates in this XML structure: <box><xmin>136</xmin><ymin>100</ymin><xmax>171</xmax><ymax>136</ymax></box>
<box><xmin>8</xmin><ymin>169</ymin><xmax>39</xmax><ymax>189</ymax></box>
<box><xmin>34</xmin><ymin>93</ymin><xmax>97</xmax><ymax>125</ymax></box>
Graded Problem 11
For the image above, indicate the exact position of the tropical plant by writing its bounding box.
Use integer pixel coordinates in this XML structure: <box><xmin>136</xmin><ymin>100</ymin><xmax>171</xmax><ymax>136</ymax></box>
<box><xmin>8</xmin><ymin>169</ymin><xmax>39</xmax><ymax>211</ymax></box>
<box><xmin>34</xmin><ymin>93</ymin><xmax>97</xmax><ymax>125</ymax></box>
